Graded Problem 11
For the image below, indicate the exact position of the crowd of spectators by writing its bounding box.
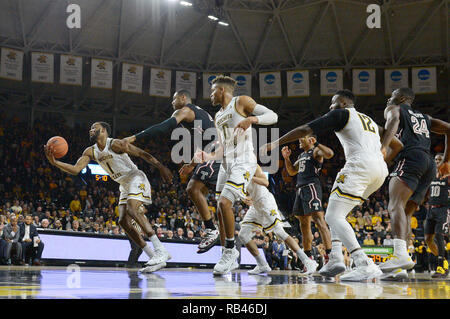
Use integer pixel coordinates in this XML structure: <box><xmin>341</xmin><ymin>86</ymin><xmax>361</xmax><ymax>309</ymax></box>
<box><xmin>0</xmin><ymin>110</ymin><xmax>448</xmax><ymax>270</ymax></box>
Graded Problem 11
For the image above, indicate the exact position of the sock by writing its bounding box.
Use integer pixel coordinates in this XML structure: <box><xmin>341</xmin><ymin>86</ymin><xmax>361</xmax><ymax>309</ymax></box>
<box><xmin>437</xmin><ymin>256</ymin><xmax>444</xmax><ymax>268</ymax></box>
<box><xmin>204</xmin><ymin>218</ymin><xmax>216</xmax><ymax>230</ymax></box>
<box><xmin>150</xmin><ymin>234</ymin><xmax>163</xmax><ymax>250</ymax></box>
<box><xmin>143</xmin><ymin>244</ymin><xmax>155</xmax><ymax>259</ymax></box>
<box><xmin>255</xmin><ymin>254</ymin><xmax>267</xmax><ymax>266</ymax></box>
<box><xmin>295</xmin><ymin>248</ymin><xmax>310</xmax><ymax>264</ymax></box>
<box><xmin>393</xmin><ymin>239</ymin><xmax>408</xmax><ymax>257</ymax></box>
<box><xmin>225</xmin><ymin>237</ymin><xmax>235</xmax><ymax>249</ymax></box>
<box><xmin>305</xmin><ymin>250</ymin><xmax>312</xmax><ymax>257</ymax></box>
<box><xmin>331</xmin><ymin>240</ymin><xmax>343</xmax><ymax>259</ymax></box>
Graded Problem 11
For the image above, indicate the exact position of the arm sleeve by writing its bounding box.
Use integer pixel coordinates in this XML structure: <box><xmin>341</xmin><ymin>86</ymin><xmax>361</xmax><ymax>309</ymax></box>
<box><xmin>252</xmin><ymin>104</ymin><xmax>278</xmax><ymax>125</ymax></box>
<box><xmin>135</xmin><ymin>117</ymin><xmax>178</xmax><ymax>140</ymax></box>
<box><xmin>307</xmin><ymin>108</ymin><xmax>350</xmax><ymax>135</ymax></box>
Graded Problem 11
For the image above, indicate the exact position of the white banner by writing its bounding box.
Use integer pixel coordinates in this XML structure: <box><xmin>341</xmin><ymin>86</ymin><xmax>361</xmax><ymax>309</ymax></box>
<box><xmin>0</xmin><ymin>48</ymin><xmax>23</xmax><ymax>81</ymax></box>
<box><xmin>231</xmin><ymin>73</ymin><xmax>252</xmax><ymax>96</ymax></box>
<box><xmin>259</xmin><ymin>71</ymin><xmax>281</xmax><ymax>98</ymax></box>
<box><xmin>60</xmin><ymin>55</ymin><xmax>82</xmax><ymax>86</ymax></box>
<box><xmin>412</xmin><ymin>67</ymin><xmax>436</xmax><ymax>94</ymax></box>
<box><xmin>286</xmin><ymin>70</ymin><xmax>309</xmax><ymax>97</ymax></box>
<box><xmin>176</xmin><ymin>71</ymin><xmax>196</xmax><ymax>99</ymax></box>
<box><xmin>91</xmin><ymin>58</ymin><xmax>113</xmax><ymax>89</ymax></box>
<box><xmin>203</xmin><ymin>73</ymin><xmax>220</xmax><ymax>99</ymax></box>
<box><xmin>352</xmin><ymin>69</ymin><xmax>375</xmax><ymax>96</ymax></box>
<box><xmin>150</xmin><ymin>68</ymin><xmax>172</xmax><ymax>97</ymax></box>
<box><xmin>121</xmin><ymin>63</ymin><xmax>143</xmax><ymax>94</ymax></box>
<box><xmin>31</xmin><ymin>52</ymin><xmax>54</xmax><ymax>83</ymax></box>
<box><xmin>384</xmin><ymin>68</ymin><xmax>408</xmax><ymax>95</ymax></box>
<box><xmin>320</xmin><ymin>69</ymin><xmax>343</xmax><ymax>96</ymax></box>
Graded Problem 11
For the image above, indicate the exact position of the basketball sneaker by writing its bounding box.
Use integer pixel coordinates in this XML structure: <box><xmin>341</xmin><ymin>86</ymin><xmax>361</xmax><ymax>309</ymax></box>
<box><xmin>213</xmin><ymin>247</ymin><xmax>240</xmax><ymax>276</ymax></box>
<box><xmin>379</xmin><ymin>255</ymin><xmax>415</xmax><ymax>273</ymax></box>
<box><xmin>248</xmin><ymin>264</ymin><xmax>271</xmax><ymax>275</ymax></box>
<box><xmin>340</xmin><ymin>258</ymin><xmax>382</xmax><ymax>282</ymax></box>
<box><xmin>197</xmin><ymin>229</ymin><xmax>219</xmax><ymax>254</ymax></box>
<box><xmin>319</xmin><ymin>254</ymin><xmax>346</xmax><ymax>277</ymax></box>
<box><xmin>301</xmin><ymin>258</ymin><xmax>318</xmax><ymax>276</ymax></box>
<box><xmin>145</xmin><ymin>248</ymin><xmax>171</xmax><ymax>266</ymax></box>
<box><xmin>140</xmin><ymin>262</ymin><xmax>166</xmax><ymax>273</ymax></box>
<box><xmin>380</xmin><ymin>268</ymin><xmax>408</xmax><ymax>280</ymax></box>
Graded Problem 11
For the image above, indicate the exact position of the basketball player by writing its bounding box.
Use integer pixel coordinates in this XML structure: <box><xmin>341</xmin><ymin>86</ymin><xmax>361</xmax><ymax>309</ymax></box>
<box><xmin>123</xmin><ymin>90</ymin><xmax>220</xmax><ymax>254</ymax></box>
<box><xmin>424</xmin><ymin>154</ymin><xmax>449</xmax><ymax>278</ymax></box>
<box><xmin>379</xmin><ymin>87</ymin><xmax>450</xmax><ymax>273</ymax></box>
<box><xmin>238</xmin><ymin>165</ymin><xmax>318</xmax><ymax>275</ymax></box>
<box><xmin>262</xmin><ymin>90</ymin><xmax>401</xmax><ymax>281</ymax></box>
<box><xmin>281</xmin><ymin>136</ymin><xmax>333</xmax><ymax>267</ymax></box>
<box><xmin>195</xmin><ymin>75</ymin><xmax>278</xmax><ymax>275</ymax></box>
<box><xmin>44</xmin><ymin>122</ymin><xmax>173</xmax><ymax>273</ymax></box>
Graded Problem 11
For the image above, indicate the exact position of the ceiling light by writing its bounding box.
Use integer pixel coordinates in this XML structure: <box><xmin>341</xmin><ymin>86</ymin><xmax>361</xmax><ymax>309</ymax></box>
<box><xmin>180</xmin><ymin>1</ymin><xmax>192</xmax><ymax>6</ymax></box>
<box><xmin>208</xmin><ymin>15</ymin><xmax>219</xmax><ymax>21</ymax></box>
<box><xmin>218</xmin><ymin>21</ymin><xmax>229</xmax><ymax>26</ymax></box>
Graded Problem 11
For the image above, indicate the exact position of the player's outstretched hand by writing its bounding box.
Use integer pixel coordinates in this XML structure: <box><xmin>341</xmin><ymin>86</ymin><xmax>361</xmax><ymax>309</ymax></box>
<box><xmin>194</xmin><ymin>149</ymin><xmax>208</xmax><ymax>163</ymax></box>
<box><xmin>281</xmin><ymin>146</ymin><xmax>291</xmax><ymax>159</ymax></box>
<box><xmin>44</xmin><ymin>145</ymin><xmax>56</xmax><ymax>165</ymax></box>
<box><xmin>437</xmin><ymin>161</ymin><xmax>450</xmax><ymax>178</ymax></box>
<box><xmin>123</xmin><ymin>136</ymin><xmax>136</xmax><ymax>144</ymax></box>
<box><xmin>159</xmin><ymin>166</ymin><xmax>174</xmax><ymax>183</ymax></box>
<box><xmin>179</xmin><ymin>164</ymin><xmax>195</xmax><ymax>178</ymax></box>
<box><xmin>259</xmin><ymin>142</ymin><xmax>276</xmax><ymax>158</ymax></box>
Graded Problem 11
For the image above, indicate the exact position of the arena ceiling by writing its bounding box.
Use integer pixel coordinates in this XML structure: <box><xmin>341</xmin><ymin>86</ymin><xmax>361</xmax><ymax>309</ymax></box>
<box><xmin>0</xmin><ymin>0</ymin><xmax>448</xmax><ymax>73</ymax></box>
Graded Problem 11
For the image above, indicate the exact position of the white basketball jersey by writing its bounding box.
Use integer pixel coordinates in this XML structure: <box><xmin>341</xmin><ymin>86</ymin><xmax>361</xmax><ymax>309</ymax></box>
<box><xmin>92</xmin><ymin>138</ymin><xmax>138</xmax><ymax>183</ymax></box>
<box><xmin>215</xmin><ymin>96</ymin><xmax>256</xmax><ymax>166</ymax></box>
<box><xmin>246</xmin><ymin>182</ymin><xmax>274</xmax><ymax>211</ymax></box>
<box><xmin>335</xmin><ymin>108</ymin><xmax>384</xmax><ymax>163</ymax></box>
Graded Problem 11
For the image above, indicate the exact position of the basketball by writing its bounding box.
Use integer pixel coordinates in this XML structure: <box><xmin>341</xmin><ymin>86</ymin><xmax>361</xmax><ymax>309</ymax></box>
<box><xmin>46</xmin><ymin>136</ymin><xmax>68</xmax><ymax>158</ymax></box>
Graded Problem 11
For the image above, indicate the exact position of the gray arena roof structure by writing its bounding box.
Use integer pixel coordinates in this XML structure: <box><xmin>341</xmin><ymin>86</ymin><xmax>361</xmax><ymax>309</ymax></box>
<box><xmin>0</xmin><ymin>0</ymin><xmax>448</xmax><ymax>129</ymax></box>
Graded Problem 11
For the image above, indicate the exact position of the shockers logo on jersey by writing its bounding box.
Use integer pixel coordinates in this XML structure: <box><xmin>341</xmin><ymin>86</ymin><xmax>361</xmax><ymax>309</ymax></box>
<box><xmin>336</xmin><ymin>174</ymin><xmax>346</xmax><ymax>184</ymax></box>
<box><xmin>138</xmin><ymin>184</ymin><xmax>146</xmax><ymax>191</ymax></box>
<box><xmin>243</xmin><ymin>171</ymin><xmax>250</xmax><ymax>182</ymax></box>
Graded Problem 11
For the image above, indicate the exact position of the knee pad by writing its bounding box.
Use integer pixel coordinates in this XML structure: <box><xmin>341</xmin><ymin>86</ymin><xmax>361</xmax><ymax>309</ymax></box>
<box><xmin>273</xmin><ymin>225</ymin><xmax>289</xmax><ymax>241</ymax></box>
<box><xmin>238</xmin><ymin>225</ymin><xmax>255</xmax><ymax>245</ymax></box>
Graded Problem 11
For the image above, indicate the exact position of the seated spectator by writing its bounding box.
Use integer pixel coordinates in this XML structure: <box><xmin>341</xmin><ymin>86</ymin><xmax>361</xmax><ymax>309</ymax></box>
<box><xmin>166</xmin><ymin>230</ymin><xmax>174</xmax><ymax>240</ymax></box>
<box><xmin>156</xmin><ymin>227</ymin><xmax>165</xmax><ymax>239</ymax></box>
<box><xmin>33</xmin><ymin>215</ymin><xmax>41</xmax><ymax>227</ymax></box>
<box><xmin>186</xmin><ymin>230</ymin><xmax>196</xmax><ymax>242</ymax></box>
<box><xmin>71</xmin><ymin>220</ymin><xmax>80</xmax><ymax>232</ymax></box>
<box><xmin>363</xmin><ymin>234</ymin><xmax>375</xmax><ymax>246</ymax></box>
<box><xmin>111</xmin><ymin>226</ymin><xmax>120</xmax><ymax>235</ymax></box>
<box><xmin>2</xmin><ymin>215</ymin><xmax>22</xmax><ymax>265</ymax></box>
<box><xmin>40</xmin><ymin>219</ymin><xmax>50</xmax><ymax>229</ymax></box>
<box><xmin>272</xmin><ymin>238</ymin><xmax>287</xmax><ymax>270</ymax></box>
<box><xmin>383</xmin><ymin>233</ymin><xmax>394</xmax><ymax>246</ymax></box>
<box><xmin>174</xmin><ymin>227</ymin><xmax>185</xmax><ymax>240</ymax></box>
<box><xmin>373</xmin><ymin>221</ymin><xmax>386</xmax><ymax>241</ymax></box>
<box><xmin>52</xmin><ymin>219</ymin><xmax>63</xmax><ymax>230</ymax></box>
<box><xmin>19</xmin><ymin>215</ymin><xmax>44</xmax><ymax>266</ymax></box>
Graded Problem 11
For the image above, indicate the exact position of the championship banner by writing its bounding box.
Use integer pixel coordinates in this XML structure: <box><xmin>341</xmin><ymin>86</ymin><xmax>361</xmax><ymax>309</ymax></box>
<box><xmin>31</xmin><ymin>52</ymin><xmax>54</xmax><ymax>83</ymax></box>
<box><xmin>60</xmin><ymin>55</ymin><xmax>82</xmax><ymax>86</ymax></box>
<box><xmin>352</xmin><ymin>69</ymin><xmax>375</xmax><ymax>96</ymax></box>
<box><xmin>149</xmin><ymin>68</ymin><xmax>171</xmax><ymax>97</ymax></box>
<box><xmin>384</xmin><ymin>68</ymin><xmax>408</xmax><ymax>95</ymax></box>
<box><xmin>412</xmin><ymin>67</ymin><xmax>436</xmax><ymax>94</ymax></box>
<box><xmin>121</xmin><ymin>63</ymin><xmax>143</xmax><ymax>94</ymax></box>
<box><xmin>230</xmin><ymin>73</ymin><xmax>252</xmax><ymax>96</ymax></box>
<box><xmin>0</xmin><ymin>48</ymin><xmax>23</xmax><ymax>81</ymax></box>
<box><xmin>320</xmin><ymin>69</ymin><xmax>343</xmax><ymax>96</ymax></box>
<box><xmin>203</xmin><ymin>73</ymin><xmax>220</xmax><ymax>99</ymax></box>
<box><xmin>259</xmin><ymin>71</ymin><xmax>281</xmax><ymax>98</ymax></box>
<box><xmin>91</xmin><ymin>58</ymin><xmax>113</xmax><ymax>89</ymax></box>
<box><xmin>286</xmin><ymin>70</ymin><xmax>309</xmax><ymax>97</ymax></box>
<box><xmin>175</xmin><ymin>71</ymin><xmax>196</xmax><ymax>99</ymax></box>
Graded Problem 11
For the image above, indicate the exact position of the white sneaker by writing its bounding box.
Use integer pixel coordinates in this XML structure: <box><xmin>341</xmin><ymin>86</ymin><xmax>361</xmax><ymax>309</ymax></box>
<box><xmin>213</xmin><ymin>247</ymin><xmax>240</xmax><ymax>276</ymax></box>
<box><xmin>302</xmin><ymin>258</ymin><xmax>318</xmax><ymax>275</ymax></box>
<box><xmin>231</xmin><ymin>260</ymin><xmax>239</xmax><ymax>271</ymax></box>
<box><xmin>140</xmin><ymin>262</ymin><xmax>166</xmax><ymax>273</ymax></box>
<box><xmin>319</xmin><ymin>255</ymin><xmax>346</xmax><ymax>277</ymax></box>
<box><xmin>145</xmin><ymin>249</ymin><xmax>171</xmax><ymax>266</ymax></box>
<box><xmin>248</xmin><ymin>264</ymin><xmax>271</xmax><ymax>275</ymax></box>
<box><xmin>379</xmin><ymin>255</ymin><xmax>415</xmax><ymax>273</ymax></box>
<box><xmin>340</xmin><ymin>261</ymin><xmax>382</xmax><ymax>282</ymax></box>
<box><xmin>198</xmin><ymin>229</ymin><xmax>219</xmax><ymax>253</ymax></box>
<box><xmin>381</xmin><ymin>268</ymin><xmax>408</xmax><ymax>280</ymax></box>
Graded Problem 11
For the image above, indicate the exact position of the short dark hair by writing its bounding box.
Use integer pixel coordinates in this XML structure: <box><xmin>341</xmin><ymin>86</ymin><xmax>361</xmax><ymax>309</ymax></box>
<box><xmin>335</xmin><ymin>89</ymin><xmax>356</xmax><ymax>103</ymax></box>
<box><xmin>397</xmin><ymin>87</ymin><xmax>415</xmax><ymax>101</ymax></box>
<box><xmin>98</xmin><ymin>122</ymin><xmax>111</xmax><ymax>136</ymax></box>
<box><xmin>176</xmin><ymin>89</ymin><xmax>191</xmax><ymax>100</ymax></box>
<box><xmin>212</xmin><ymin>75</ymin><xmax>236</xmax><ymax>91</ymax></box>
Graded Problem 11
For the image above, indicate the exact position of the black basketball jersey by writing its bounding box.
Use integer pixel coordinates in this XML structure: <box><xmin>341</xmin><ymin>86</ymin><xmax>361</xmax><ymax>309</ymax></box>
<box><xmin>429</xmin><ymin>176</ymin><xmax>449</xmax><ymax>206</ymax></box>
<box><xmin>396</xmin><ymin>104</ymin><xmax>431</xmax><ymax>155</ymax></box>
<box><xmin>296</xmin><ymin>148</ymin><xmax>322</xmax><ymax>188</ymax></box>
<box><xmin>180</xmin><ymin>103</ymin><xmax>217</xmax><ymax>152</ymax></box>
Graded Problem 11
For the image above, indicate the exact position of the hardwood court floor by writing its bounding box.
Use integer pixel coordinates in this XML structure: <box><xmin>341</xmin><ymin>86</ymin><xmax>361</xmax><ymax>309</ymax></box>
<box><xmin>0</xmin><ymin>266</ymin><xmax>448</xmax><ymax>299</ymax></box>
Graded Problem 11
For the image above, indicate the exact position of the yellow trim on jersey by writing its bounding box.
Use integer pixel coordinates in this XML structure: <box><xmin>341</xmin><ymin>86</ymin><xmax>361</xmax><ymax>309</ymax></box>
<box><xmin>234</xmin><ymin>96</ymin><xmax>247</xmax><ymax>118</ymax></box>
<box><xmin>264</xmin><ymin>218</ymin><xmax>281</xmax><ymax>232</ymax></box>
<box><xmin>331</xmin><ymin>187</ymin><xmax>363</xmax><ymax>202</ymax></box>
<box><xmin>242</xmin><ymin>221</ymin><xmax>263</xmax><ymax>229</ymax></box>
<box><xmin>225</xmin><ymin>181</ymin><xmax>248</xmax><ymax>195</ymax></box>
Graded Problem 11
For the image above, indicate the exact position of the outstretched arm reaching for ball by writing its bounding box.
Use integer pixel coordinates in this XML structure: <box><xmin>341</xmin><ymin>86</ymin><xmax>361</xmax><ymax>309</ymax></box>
<box><xmin>44</xmin><ymin>145</ymin><xmax>92</xmax><ymax>175</ymax></box>
<box><xmin>110</xmin><ymin>139</ymin><xmax>173</xmax><ymax>182</ymax></box>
